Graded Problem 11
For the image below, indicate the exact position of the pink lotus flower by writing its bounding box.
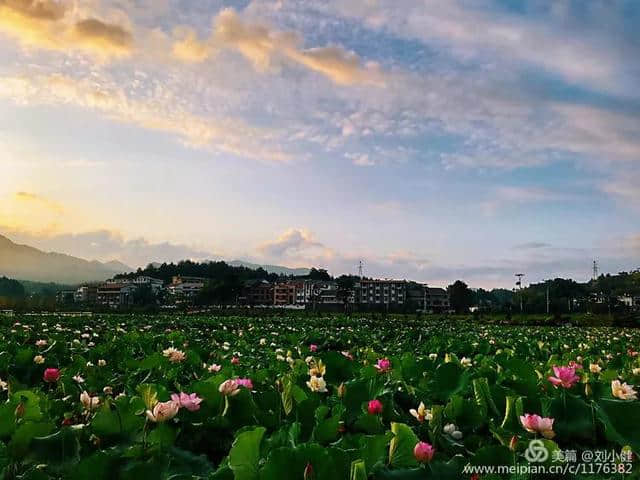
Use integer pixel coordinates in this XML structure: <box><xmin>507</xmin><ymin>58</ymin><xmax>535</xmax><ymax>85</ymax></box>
<box><xmin>374</xmin><ymin>358</ymin><xmax>391</xmax><ymax>373</ymax></box>
<box><xmin>219</xmin><ymin>379</ymin><xmax>240</xmax><ymax>396</ymax></box>
<box><xmin>341</xmin><ymin>351</ymin><xmax>353</xmax><ymax>361</ymax></box>
<box><xmin>171</xmin><ymin>392</ymin><xmax>203</xmax><ymax>412</ymax></box>
<box><xmin>43</xmin><ymin>368</ymin><xmax>60</xmax><ymax>383</ymax></box>
<box><xmin>414</xmin><ymin>441</ymin><xmax>435</xmax><ymax>463</ymax></box>
<box><xmin>611</xmin><ymin>380</ymin><xmax>638</xmax><ymax>400</ymax></box>
<box><xmin>568</xmin><ymin>361</ymin><xmax>583</xmax><ymax>370</ymax></box>
<box><xmin>80</xmin><ymin>391</ymin><xmax>100</xmax><ymax>411</ymax></box>
<box><xmin>548</xmin><ymin>365</ymin><xmax>579</xmax><ymax>389</ymax></box>
<box><xmin>519</xmin><ymin>413</ymin><xmax>555</xmax><ymax>439</ymax></box>
<box><xmin>309</xmin><ymin>344</ymin><xmax>318</xmax><ymax>352</ymax></box>
<box><xmin>236</xmin><ymin>378</ymin><xmax>253</xmax><ymax>390</ymax></box>
<box><xmin>162</xmin><ymin>347</ymin><xmax>185</xmax><ymax>363</ymax></box>
<box><xmin>368</xmin><ymin>399</ymin><xmax>383</xmax><ymax>415</ymax></box>
<box><xmin>146</xmin><ymin>400</ymin><xmax>180</xmax><ymax>422</ymax></box>
<box><xmin>231</xmin><ymin>356</ymin><xmax>240</xmax><ymax>365</ymax></box>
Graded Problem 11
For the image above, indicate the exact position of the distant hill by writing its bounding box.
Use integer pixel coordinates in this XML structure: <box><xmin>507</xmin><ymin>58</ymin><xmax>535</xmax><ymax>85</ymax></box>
<box><xmin>19</xmin><ymin>280</ymin><xmax>77</xmax><ymax>295</ymax></box>
<box><xmin>228</xmin><ymin>260</ymin><xmax>310</xmax><ymax>276</ymax></box>
<box><xmin>0</xmin><ymin>234</ymin><xmax>132</xmax><ymax>284</ymax></box>
<box><xmin>103</xmin><ymin>259</ymin><xmax>132</xmax><ymax>272</ymax></box>
<box><xmin>142</xmin><ymin>259</ymin><xmax>310</xmax><ymax>276</ymax></box>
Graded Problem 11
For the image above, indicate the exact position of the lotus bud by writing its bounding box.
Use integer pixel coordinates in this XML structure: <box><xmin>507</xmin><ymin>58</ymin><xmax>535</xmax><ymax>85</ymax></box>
<box><xmin>90</xmin><ymin>434</ymin><xmax>101</xmax><ymax>447</ymax></box>
<box><xmin>14</xmin><ymin>402</ymin><xmax>25</xmax><ymax>419</ymax></box>
<box><xmin>413</xmin><ymin>441</ymin><xmax>435</xmax><ymax>463</ymax></box>
<box><xmin>585</xmin><ymin>383</ymin><xmax>592</xmax><ymax>397</ymax></box>
<box><xmin>303</xmin><ymin>462</ymin><xmax>314</xmax><ymax>480</ymax></box>
<box><xmin>368</xmin><ymin>399</ymin><xmax>383</xmax><ymax>415</ymax></box>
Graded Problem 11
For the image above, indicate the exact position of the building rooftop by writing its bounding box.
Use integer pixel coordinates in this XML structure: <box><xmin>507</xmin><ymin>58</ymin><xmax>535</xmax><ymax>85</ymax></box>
<box><xmin>427</xmin><ymin>287</ymin><xmax>448</xmax><ymax>295</ymax></box>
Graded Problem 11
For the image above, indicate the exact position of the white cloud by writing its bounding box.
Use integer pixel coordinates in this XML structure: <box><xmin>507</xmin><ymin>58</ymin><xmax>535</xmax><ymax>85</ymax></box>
<box><xmin>253</xmin><ymin>227</ymin><xmax>638</xmax><ymax>288</ymax></box>
<box><xmin>602</xmin><ymin>172</ymin><xmax>640</xmax><ymax>206</ymax></box>
<box><xmin>479</xmin><ymin>186</ymin><xmax>575</xmax><ymax>215</ymax></box>
<box><xmin>171</xmin><ymin>8</ymin><xmax>385</xmax><ymax>86</ymax></box>
<box><xmin>1</xmin><ymin>227</ymin><xmax>214</xmax><ymax>268</ymax></box>
<box><xmin>346</xmin><ymin>152</ymin><xmax>375</xmax><ymax>167</ymax></box>
<box><xmin>0</xmin><ymin>73</ymin><xmax>293</xmax><ymax>163</ymax></box>
<box><xmin>0</xmin><ymin>0</ymin><xmax>134</xmax><ymax>58</ymax></box>
<box><xmin>258</xmin><ymin>228</ymin><xmax>333</xmax><ymax>259</ymax></box>
<box><xmin>324</xmin><ymin>0</ymin><xmax>631</xmax><ymax>96</ymax></box>
<box><xmin>13</xmin><ymin>191</ymin><xmax>64</xmax><ymax>214</ymax></box>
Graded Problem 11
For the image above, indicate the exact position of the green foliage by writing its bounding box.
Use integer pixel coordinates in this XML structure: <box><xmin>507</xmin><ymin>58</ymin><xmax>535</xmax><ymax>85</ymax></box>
<box><xmin>446</xmin><ymin>280</ymin><xmax>473</xmax><ymax>314</ymax></box>
<box><xmin>432</xmin><ymin>362</ymin><xmax>467</xmax><ymax>401</ymax></box>
<box><xmin>595</xmin><ymin>399</ymin><xmax>640</xmax><ymax>454</ymax></box>
<box><xmin>388</xmin><ymin>423</ymin><xmax>420</xmax><ymax>469</ymax></box>
<box><xmin>229</xmin><ymin>427</ymin><xmax>266</xmax><ymax>480</ymax></box>
<box><xmin>0</xmin><ymin>276</ymin><xmax>25</xmax><ymax>298</ymax></box>
<box><xmin>0</xmin><ymin>313</ymin><xmax>639</xmax><ymax>478</ymax></box>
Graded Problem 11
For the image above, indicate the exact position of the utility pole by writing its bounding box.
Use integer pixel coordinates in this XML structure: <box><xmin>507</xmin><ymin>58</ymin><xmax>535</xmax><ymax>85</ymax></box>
<box><xmin>423</xmin><ymin>284</ymin><xmax>427</xmax><ymax>312</ymax></box>
<box><xmin>515</xmin><ymin>273</ymin><xmax>525</xmax><ymax>313</ymax></box>
<box><xmin>546</xmin><ymin>286</ymin><xmax>550</xmax><ymax>314</ymax></box>
<box><xmin>356</xmin><ymin>261</ymin><xmax>364</xmax><ymax>309</ymax></box>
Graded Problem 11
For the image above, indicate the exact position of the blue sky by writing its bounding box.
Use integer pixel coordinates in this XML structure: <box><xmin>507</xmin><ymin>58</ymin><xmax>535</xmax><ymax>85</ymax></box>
<box><xmin>0</xmin><ymin>0</ymin><xmax>639</xmax><ymax>288</ymax></box>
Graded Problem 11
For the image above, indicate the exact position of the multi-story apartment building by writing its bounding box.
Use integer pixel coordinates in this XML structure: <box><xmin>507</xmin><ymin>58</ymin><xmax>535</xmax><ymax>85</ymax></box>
<box><xmin>356</xmin><ymin>279</ymin><xmax>406</xmax><ymax>306</ymax></box>
<box><xmin>241</xmin><ymin>280</ymin><xmax>274</xmax><ymax>305</ymax></box>
<box><xmin>296</xmin><ymin>280</ymin><xmax>340</xmax><ymax>305</ymax></box>
<box><xmin>96</xmin><ymin>283</ymin><xmax>136</xmax><ymax>308</ymax></box>
<box><xmin>424</xmin><ymin>287</ymin><xmax>450</xmax><ymax>312</ymax></box>
<box><xmin>406</xmin><ymin>282</ymin><xmax>428</xmax><ymax>309</ymax></box>
<box><xmin>105</xmin><ymin>276</ymin><xmax>164</xmax><ymax>292</ymax></box>
<box><xmin>618</xmin><ymin>295</ymin><xmax>640</xmax><ymax>311</ymax></box>
<box><xmin>74</xmin><ymin>285</ymin><xmax>98</xmax><ymax>304</ymax></box>
<box><xmin>274</xmin><ymin>282</ymin><xmax>297</xmax><ymax>305</ymax></box>
<box><xmin>316</xmin><ymin>282</ymin><xmax>340</xmax><ymax>304</ymax></box>
<box><xmin>56</xmin><ymin>290</ymin><xmax>76</xmax><ymax>305</ymax></box>
<box><xmin>167</xmin><ymin>276</ymin><xmax>205</xmax><ymax>297</ymax></box>
<box><xmin>618</xmin><ymin>295</ymin><xmax>634</xmax><ymax>308</ymax></box>
<box><xmin>131</xmin><ymin>276</ymin><xmax>164</xmax><ymax>293</ymax></box>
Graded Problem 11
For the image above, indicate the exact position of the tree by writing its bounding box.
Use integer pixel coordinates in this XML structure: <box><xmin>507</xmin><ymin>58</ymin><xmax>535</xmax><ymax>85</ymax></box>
<box><xmin>336</xmin><ymin>275</ymin><xmax>357</xmax><ymax>307</ymax></box>
<box><xmin>307</xmin><ymin>268</ymin><xmax>331</xmax><ymax>281</ymax></box>
<box><xmin>447</xmin><ymin>280</ymin><xmax>473</xmax><ymax>314</ymax></box>
<box><xmin>0</xmin><ymin>277</ymin><xmax>25</xmax><ymax>298</ymax></box>
<box><xmin>133</xmin><ymin>284</ymin><xmax>156</xmax><ymax>306</ymax></box>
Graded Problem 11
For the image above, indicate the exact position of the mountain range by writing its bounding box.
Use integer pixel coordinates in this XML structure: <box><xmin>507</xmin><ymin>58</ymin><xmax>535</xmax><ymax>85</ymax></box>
<box><xmin>0</xmin><ymin>234</ymin><xmax>131</xmax><ymax>284</ymax></box>
<box><xmin>0</xmin><ymin>234</ymin><xmax>310</xmax><ymax>284</ymax></box>
<box><xmin>228</xmin><ymin>260</ymin><xmax>309</xmax><ymax>276</ymax></box>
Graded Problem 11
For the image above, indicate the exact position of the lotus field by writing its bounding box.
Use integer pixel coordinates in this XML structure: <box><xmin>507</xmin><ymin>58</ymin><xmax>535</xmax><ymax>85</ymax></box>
<box><xmin>1</xmin><ymin>314</ymin><xmax>640</xmax><ymax>479</ymax></box>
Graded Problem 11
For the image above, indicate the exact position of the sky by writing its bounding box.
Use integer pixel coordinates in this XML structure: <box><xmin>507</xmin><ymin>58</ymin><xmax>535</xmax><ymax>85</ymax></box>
<box><xmin>1</xmin><ymin>0</ymin><xmax>639</xmax><ymax>289</ymax></box>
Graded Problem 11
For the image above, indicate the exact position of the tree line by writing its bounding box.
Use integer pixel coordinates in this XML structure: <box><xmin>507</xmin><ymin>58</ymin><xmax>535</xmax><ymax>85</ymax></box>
<box><xmin>2</xmin><ymin>261</ymin><xmax>639</xmax><ymax>314</ymax></box>
<box><xmin>447</xmin><ymin>271</ymin><xmax>640</xmax><ymax>314</ymax></box>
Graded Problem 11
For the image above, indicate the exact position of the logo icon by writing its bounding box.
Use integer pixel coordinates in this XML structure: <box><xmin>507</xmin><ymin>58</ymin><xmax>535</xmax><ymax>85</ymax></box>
<box><xmin>525</xmin><ymin>439</ymin><xmax>549</xmax><ymax>463</ymax></box>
